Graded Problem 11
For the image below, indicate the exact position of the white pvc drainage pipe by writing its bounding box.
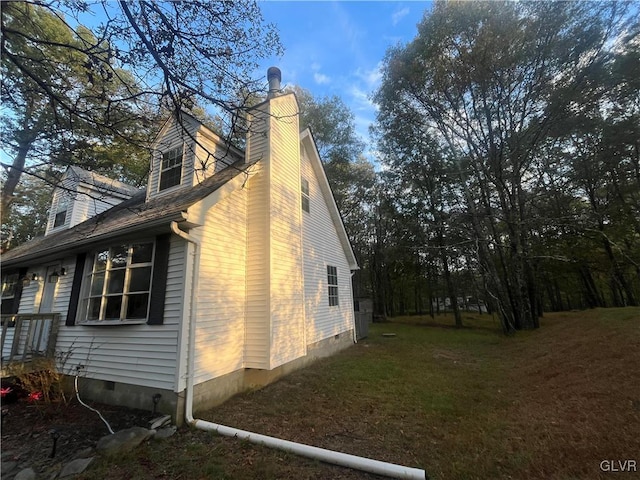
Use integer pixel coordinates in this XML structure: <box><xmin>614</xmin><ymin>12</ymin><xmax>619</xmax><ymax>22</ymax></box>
<box><xmin>171</xmin><ymin>221</ymin><xmax>426</xmax><ymax>480</ymax></box>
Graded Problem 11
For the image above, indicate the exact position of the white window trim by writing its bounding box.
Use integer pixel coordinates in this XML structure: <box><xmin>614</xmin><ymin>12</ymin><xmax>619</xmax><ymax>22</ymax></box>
<box><xmin>301</xmin><ymin>177</ymin><xmax>310</xmax><ymax>213</ymax></box>
<box><xmin>327</xmin><ymin>265</ymin><xmax>339</xmax><ymax>307</ymax></box>
<box><xmin>53</xmin><ymin>197</ymin><xmax>69</xmax><ymax>229</ymax></box>
<box><xmin>158</xmin><ymin>144</ymin><xmax>184</xmax><ymax>192</ymax></box>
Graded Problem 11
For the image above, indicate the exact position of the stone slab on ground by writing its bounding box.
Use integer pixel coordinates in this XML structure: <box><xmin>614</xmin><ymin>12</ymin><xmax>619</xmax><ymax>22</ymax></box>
<box><xmin>153</xmin><ymin>425</ymin><xmax>177</xmax><ymax>440</ymax></box>
<box><xmin>96</xmin><ymin>427</ymin><xmax>155</xmax><ymax>456</ymax></box>
<box><xmin>59</xmin><ymin>457</ymin><xmax>94</xmax><ymax>478</ymax></box>
<box><xmin>13</xmin><ymin>468</ymin><xmax>36</xmax><ymax>480</ymax></box>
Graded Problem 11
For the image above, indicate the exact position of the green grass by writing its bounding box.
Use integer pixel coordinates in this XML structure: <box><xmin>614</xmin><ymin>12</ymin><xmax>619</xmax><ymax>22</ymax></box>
<box><xmin>78</xmin><ymin>307</ymin><xmax>640</xmax><ymax>480</ymax></box>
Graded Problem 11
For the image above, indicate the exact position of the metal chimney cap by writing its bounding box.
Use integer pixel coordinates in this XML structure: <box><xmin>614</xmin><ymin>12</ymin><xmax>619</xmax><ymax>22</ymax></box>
<box><xmin>267</xmin><ymin>66</ymin><xmax>282</xmax><ymax>82</ymax></box>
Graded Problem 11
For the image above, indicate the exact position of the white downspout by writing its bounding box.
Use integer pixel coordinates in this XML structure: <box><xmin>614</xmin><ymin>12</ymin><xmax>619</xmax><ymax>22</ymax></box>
<box><xmin>170</xmin><ymin>221</ymin><xmax>426</xmax><ymax>480</ymax></box>
<box><xmin>351</xmin><ymin>270</ymin><xmax>358</xmax><ymax>344</ymax></box>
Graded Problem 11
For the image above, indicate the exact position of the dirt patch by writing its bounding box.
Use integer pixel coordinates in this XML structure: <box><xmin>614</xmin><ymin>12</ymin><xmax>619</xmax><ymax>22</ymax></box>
<box><xmin>1</xmin><ymin>397</ymin><xmax>154</xmax><ymax>477</ymax></box>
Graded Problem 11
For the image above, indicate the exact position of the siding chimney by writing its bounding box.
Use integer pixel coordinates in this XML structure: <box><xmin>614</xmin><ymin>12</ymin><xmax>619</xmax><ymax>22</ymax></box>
<box><xmin>267</xmin><ymin>67</ymin><xmax>282</xmax><ymax>98</ymax></box>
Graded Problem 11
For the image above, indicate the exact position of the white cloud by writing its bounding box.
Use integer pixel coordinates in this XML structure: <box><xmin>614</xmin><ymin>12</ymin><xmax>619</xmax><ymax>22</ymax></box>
<box><xmin>314</xmin><ymin>72</ymin><xmax>330</xmax><ymax>85</ymax></box>
<box><xmin>392</xmin><ymin>7</ymin><xmax>410</xmax><ymax>26</ymax></box>
<box><xmin>354</xmin><ymin>62</ymin><xmax>383</xmax><ymax>91</ymax></box>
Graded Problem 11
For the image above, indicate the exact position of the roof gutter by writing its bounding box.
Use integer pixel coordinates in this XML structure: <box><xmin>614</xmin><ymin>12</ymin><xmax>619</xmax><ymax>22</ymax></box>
<box><xmin>171</xmin><ymin>219</ymin><xmax>426</xmax><ymax>479</ymax></box>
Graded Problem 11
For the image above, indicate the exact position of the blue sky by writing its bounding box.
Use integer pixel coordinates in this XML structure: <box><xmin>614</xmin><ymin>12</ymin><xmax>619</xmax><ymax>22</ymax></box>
<box><xmin>256</xmin><ymin>1</ymin><xmax>433</xmax><ymax>158</ymax></box>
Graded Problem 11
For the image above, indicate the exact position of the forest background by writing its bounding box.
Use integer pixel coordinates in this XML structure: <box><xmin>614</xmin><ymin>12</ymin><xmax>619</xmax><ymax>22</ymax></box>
<box><xmin>2</xmin><ymin>1</ymin><xmax>638</xmax><ymax>333</ymax></box>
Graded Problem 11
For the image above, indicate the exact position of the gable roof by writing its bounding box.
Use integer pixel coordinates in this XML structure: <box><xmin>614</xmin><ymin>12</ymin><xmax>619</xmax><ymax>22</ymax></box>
<box><xmin>300</xmin><ymin>128</ymin><xmax>359</xmax><ymax>271</ymax></box>
<box><xmin>2</xmin><ymin>160</ymin><xmax>257</xmax><ymax>268</ymax></box>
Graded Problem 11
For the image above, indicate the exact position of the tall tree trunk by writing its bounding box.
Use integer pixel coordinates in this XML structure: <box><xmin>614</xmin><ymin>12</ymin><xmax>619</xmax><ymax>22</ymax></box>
<box><xmin>579</xmin><ymin>264</ymin><xmax>604</xmax><ymax>308</ymax></box>
<box><xmin>1</xmin><ymin>138</ymin><xmax>34</xmax><ymax>225</ymax></box>
<box><xmin>601</xmin><ymin>229</ymin><xmax>637</xmax><ymax>306</ymax></box>
<box><xmin>441</xmin><ymin>249</ymin><xmax>462</xmax><ymax>327</ymax></box>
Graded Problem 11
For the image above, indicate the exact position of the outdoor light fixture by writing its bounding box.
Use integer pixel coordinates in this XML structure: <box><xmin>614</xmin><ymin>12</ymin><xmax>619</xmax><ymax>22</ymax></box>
<box><xmin>60</xmin><ymin>267</ymin><xmax>66</xmax><ymax>276</ymax></box>
<box><xmin>152</xmin><ymin>393</ymin><xmax>162</xmax><ymax>415</ymax></box>
<box><xmin>49</xmin><ymin>271</ymin><xmax>59</xmax><ymax>283</ymax></box>
<box><xmin>31</xmin><ymin>273</ymin><xmax>39</xmax><ymax>281</ymax></box>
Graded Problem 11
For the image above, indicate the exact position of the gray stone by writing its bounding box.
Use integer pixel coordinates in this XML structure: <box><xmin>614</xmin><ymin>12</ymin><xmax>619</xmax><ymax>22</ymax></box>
<box><xmin>75</xmin><ymin>447</ymin><xmax>94</xmax><ymax>459</ymax></box>
<box><xmin>59</xmin><ymin>457</ymin><xmax>94</xmax><ymax>478</ymax></box>
<box><xmin>153</xmin><ymin>425</ymin><xmax>177</xmax><ymax>440</ymax></box>
<box><xmin>148</xmin><ymin>415</ymin><xmax>171</xmax><ymax>430</ymax></box>
<box><xmin>14</xmin><ymin>468</ymin><xmax>36</xmax><ymax>480</ymax></box>
<box><xmin>96</xmin><ymin>427</ymin><xmax>155</xmax><ymax>456</ymax></box>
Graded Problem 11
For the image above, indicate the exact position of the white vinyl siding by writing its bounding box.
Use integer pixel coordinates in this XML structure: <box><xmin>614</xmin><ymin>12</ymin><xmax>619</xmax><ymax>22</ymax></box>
<box><xmin>45</xmin><ymin>178</ymin><xmax>75</xmax><ymax>234</ymax></box>
<box><xmin>244</xmin><ymin>107</ymin><xmax>270</xmax><ymax>369</ymax></box>
<box><xmin>267</xmin><ymin>95</ymin><xmax>305</xmax><ymax>368</ymax></box>
<box><xmin>192</xmin><ymin>129</ymin><xmax>243</xmax><ymax>184</ymax></box>
<box><xmin>301</xmin><ymin>149</ymin><xmax>355</xmax><ymax>344</ymax></box>
<box><xmin>24</xmin><ymin>237</ymin><xmax>186</xmax><ymax>391</ymax></box>
<box><xmin>148</xmin><ymin>115</ymin><xmax>199</xmax><ymax>200</ymax></box>
<box><xmin>191</xmin><ymin>186</ymin><xmax>247</xmax><ymax>383</ymax></box>
<box><xmin>46</xmin><ymin>172</ymin><xmax>138</xmax><ymax>236</ymax></box>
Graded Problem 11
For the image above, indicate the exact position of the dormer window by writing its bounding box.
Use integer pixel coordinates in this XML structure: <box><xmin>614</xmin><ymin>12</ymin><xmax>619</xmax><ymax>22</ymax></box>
<box><xmin>159</xmin><ymin>145</ymin><xmax>184</xmax><ymax>191</ymax></box>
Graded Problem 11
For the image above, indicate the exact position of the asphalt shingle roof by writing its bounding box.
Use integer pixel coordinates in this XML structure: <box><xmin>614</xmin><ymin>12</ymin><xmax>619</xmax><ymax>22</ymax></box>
<box><xmin>2</xmin><ymin>160</ymin><xmax>256</xmax><ymax>267</ymax></box>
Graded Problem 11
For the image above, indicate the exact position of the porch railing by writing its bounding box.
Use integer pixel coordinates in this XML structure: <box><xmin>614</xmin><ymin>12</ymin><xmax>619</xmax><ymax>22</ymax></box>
<box><xmin>1</xmin><ymin>313</ymin><xmax>61</xmax><ymax>368</ymax></box>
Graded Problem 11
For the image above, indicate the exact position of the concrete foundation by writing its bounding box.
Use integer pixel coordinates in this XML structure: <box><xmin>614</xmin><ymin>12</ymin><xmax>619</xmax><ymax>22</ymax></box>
<box><xmin>67</xmin><ymin>330</ymin><xmax>354</xmax><ymax>426</ymax></box>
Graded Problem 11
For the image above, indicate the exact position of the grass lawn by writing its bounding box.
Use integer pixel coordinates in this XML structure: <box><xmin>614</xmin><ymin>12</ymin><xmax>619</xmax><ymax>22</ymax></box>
<box><xmin>79</xmin><ymin>307</ymin><xmax>640</xmax><ymax>479</ymax></box>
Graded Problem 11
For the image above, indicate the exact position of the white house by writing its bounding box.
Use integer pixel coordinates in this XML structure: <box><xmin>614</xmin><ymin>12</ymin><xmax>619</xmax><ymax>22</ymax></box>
<box><xmin>1</xmin><ymin>68</ymin><xmax>359</xmax><ymax>424</ymax></box>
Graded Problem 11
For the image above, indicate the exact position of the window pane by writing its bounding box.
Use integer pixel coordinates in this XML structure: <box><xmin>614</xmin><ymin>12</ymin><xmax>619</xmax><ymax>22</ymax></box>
<box><xmin>162</xmin><ymin>146</ymin><xmax>182</xmax><ymax>168</ymax></box>
<box><xmin>2</xmin><ymin>274</ymin><xmax>18</xmax><ymax>298</ymax></box>
<box><xmin>107</xmin><ymin>270</ymin><xmax>125</xmax><ymax>294</ymax></box>
<box><xmin>90</xmin><ymin>272</ymin><xmax>105</xmax><ymax>296</ymax></box>
<box><xmin>302</xmin><ymin>178</ymin><xmax>310</xmax><ymax>213</ymax></box>
<box><xmin>94</xmin><ymin>251</ymin><xmax>108</xmax><ymax>271</ymax></box>
<box><xmin>126</xmin><ymin>294</ymin><xmax>149</xmax><ymax>319</ymax></box>
<box><xmin>159</xmin><ymin>166</ymin><xmax>181</xmax><ymax>190</ymax></box>
<box><xmin>131</xmin><ymin>243</ymin><xmax>153</xmax><ymax>264</ymax></box>
<box><xmin>87</xmin><ymin>298</ymin><xmax>102</xmax><ymax>320</ymax></box>
<box><xmin>129</xmin><ymin>267</ymin><xmax>151</xmax><ymax>292</ymax></box>
<box><xmin>110</xmin><ymin>246</ymin><xmax>128</xmax><ymax>268</ymax></box>
<box><xmin>104</xmin><ymin>296</ymin><xmax>123</xmax><ymax>319</ymax></box>
<box><xmin>327</xmin><ymin>266</ymin><xmax>338</xmax><ymax>285</ymax></box>
<box><xmin>53</xmin><ymin>210</ymin><xmax>67</xmax><ymax>228</ymax></box>
<box><xmin>82</xmin><ymin>239</ymin><xmax>157</xmax><ymax>323</ymax></box>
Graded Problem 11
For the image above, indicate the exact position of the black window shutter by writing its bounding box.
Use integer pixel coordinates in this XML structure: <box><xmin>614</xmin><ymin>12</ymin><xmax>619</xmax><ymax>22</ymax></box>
<box><xmin>2</xmin><ymin>267</ymin><xmax>28</xmax><ymax>314</ymax></box>
<box><xmin>148</xmin><ymin>233</ymin><xmax>171</xmax><ymax>325</ymax></box>
<box><xmin>66</xmin><ymin>253</ymin><xmax>86</xmax><ymax>326</ymax></box>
